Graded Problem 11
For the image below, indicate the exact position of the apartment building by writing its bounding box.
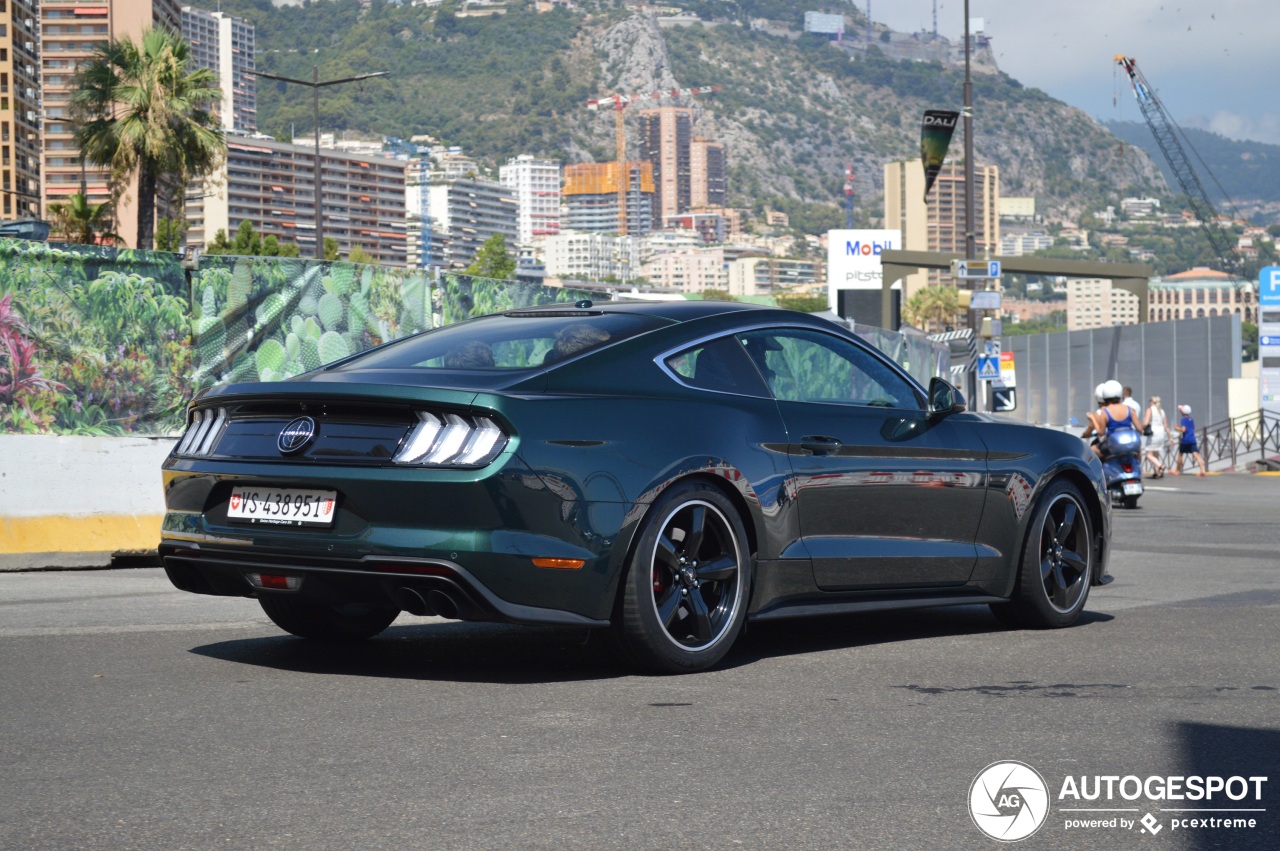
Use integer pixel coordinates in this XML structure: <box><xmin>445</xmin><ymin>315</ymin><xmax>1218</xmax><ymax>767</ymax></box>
<box><xmin>40</xmin><ymin>0</ymin><xmax>182</xmax><ymax>246</ymax></box>
<box><xmin>561</xmin><ymin>161</ymin><xmax>655</xmax><ymax>236</ymax></box>
<box><xmin>540</xmin><ymin>230</ymin><xmax>639</xmax><ymax>281</ymax></box>
<box><xmin>640</xmin><ymin>247</ymin><xmax>728</xmax><ymax>293</ymax></box>
<box><xmin>499</xmin><ymin>154</ymin><xmax>560</xmax><ymax>245</ymax></box>
<box><xmin>727</xmin><ymin>256</ymin><xmax>822</xmax><ymax>297</ymax></box>
<box><xmin>1066</xmin><ymin>278</ymin><xmax>1140</xmax><ymax>331</ymax></box>
<box><xmin>425</xmin><ymin>176</ymin><xmax>517</xmax><ymax>269</ymax></box>
<box><xmin>0</xmin><ymin>0</ymin><xmax>40</xmax><ymax>220</ymax></box>
<box><xmin>181</xmin><ymin>6</ymin><xmax>255</xmax><ymax>132</ymax></box>
<box><xmin>883</xmin><ymin>159</ymin><xmax>1000</xmax><ymax>295</ymax></box>
<box><xmin>637</xmin><ymin>107</ymin><xmax>692</xmax><ymax>222</ymax></box>
<box><xmin>689</xmin><ymin>137</ymin><xmax>726</xmax><ymax>209</ymax></box>
<box><xmin>188</xmin><ymin>135</ymin><xmax>408</xmax><ymax>265</ymax></box>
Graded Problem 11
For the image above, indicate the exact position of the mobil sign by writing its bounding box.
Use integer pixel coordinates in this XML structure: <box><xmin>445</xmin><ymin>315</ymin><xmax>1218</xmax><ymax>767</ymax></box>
<box><xmin>827</xmin><ymin>229</ymin><xmax>901</xmax><ymax>303</ymax></box>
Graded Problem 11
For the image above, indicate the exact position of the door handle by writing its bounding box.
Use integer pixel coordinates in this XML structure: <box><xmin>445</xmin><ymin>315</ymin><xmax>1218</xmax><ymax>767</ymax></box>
<box><xmin>800</xmin><ymin>436</ymin><xmax>843</xmax><ymax>456</ymax></box>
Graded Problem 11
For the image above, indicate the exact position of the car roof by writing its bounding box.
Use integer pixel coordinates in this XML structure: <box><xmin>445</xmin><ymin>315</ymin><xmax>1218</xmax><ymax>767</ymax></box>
<box><xmin>506</xmin><ymin>299</ymin><xmax>771</xmax><ymax>323</ymax></box>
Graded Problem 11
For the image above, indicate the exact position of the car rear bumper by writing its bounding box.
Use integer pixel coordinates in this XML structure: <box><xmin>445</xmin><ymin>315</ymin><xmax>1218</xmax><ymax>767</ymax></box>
<box><xmin>158</xmin><ymin>541</ymin><xmax>611</xmax><ymax>627</ymax></box>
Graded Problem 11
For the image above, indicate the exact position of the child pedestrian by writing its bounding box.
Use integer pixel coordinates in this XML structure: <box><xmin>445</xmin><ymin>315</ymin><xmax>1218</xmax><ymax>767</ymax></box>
<box><xmin>1172</xmin><ymin>404</ymin><xmax>1207</xmax><ymax>477</ymax></box>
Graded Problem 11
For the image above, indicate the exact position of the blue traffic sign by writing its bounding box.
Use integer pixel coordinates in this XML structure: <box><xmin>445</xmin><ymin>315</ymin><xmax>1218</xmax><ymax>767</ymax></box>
<box><xmin>1261</xmin><ymin>266</ymin><xmax>1280</xmax><ymax>306</ymax></box>
<box><xmin>977</xmin><ymin>356</ymin><xmax>1000</xmax><ymax>381</ymax></box>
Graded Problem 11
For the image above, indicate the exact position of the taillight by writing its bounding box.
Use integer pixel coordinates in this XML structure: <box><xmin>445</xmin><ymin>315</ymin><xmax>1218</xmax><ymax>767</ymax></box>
<box><xmin>1121</xmin><ymin>461</ymin><xmax>1134</xmax><ymax>473</ymax></box>
<box><xmin>393</xmin><ymin>411</ymin><xmax>508</xmax><ymax>467</ymax></box>
<box><xmin>175</xmin><ymin>407</ymin><xmax>227</xmax><ymax>457</ymax></box>
<box><xmin>246</xmin><ymin>572</ymin><xmax>302</xmax><ymax>590</ymax></box>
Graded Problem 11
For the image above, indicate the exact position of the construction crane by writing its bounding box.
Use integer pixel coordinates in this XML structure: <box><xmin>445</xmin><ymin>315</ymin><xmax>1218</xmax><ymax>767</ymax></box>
<box><xmin>586</xmin><ymin>85</ymin><xmax>720</xmax><ymax>234</ymax></box>
<box><xmin>1114</xmin><ymin>55</ymin><xmax>1247</xmax><ymax>280</ymax></box>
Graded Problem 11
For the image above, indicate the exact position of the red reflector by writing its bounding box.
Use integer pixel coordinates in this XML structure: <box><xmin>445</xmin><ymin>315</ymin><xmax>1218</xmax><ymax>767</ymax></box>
<box><xmin>1121</xmin><ymin>462</ymin><xmax>1134</xmax><ymax>473</ymax></box>
<box><xmin>259</xmin><ymin>574</ymin><xmax>293</xmax><ymax>590</ymax></box>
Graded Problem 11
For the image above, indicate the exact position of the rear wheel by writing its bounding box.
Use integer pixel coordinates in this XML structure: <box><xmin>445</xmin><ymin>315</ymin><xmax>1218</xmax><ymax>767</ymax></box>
<box><xmin>259</xmin><ymin>595</ymin><xmax>399</xmax><ymax>642</ymax></box>
<box><xmin>995</xmin><ymin>480</ymin><xmax>1093</xmax><ymax>629</ymax></box>
<box><xmin>615</xmin><ymin>482</ymin><xmax>751</xmax><ymax>673</ymax></box>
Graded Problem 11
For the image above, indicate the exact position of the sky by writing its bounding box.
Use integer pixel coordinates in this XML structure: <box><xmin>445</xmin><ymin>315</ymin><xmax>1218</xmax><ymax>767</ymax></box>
<box><xmin>868</xmin><ymin>0</ymin><xmax>1279</xmax><ymax>143</ymax></box>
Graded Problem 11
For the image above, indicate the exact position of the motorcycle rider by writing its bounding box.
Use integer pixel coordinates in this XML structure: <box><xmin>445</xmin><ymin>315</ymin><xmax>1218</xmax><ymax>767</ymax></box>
<box><xmin>1080</xmin><ymin>379</ymin><xmax>1142</xmax><ymax>458</ymax></box>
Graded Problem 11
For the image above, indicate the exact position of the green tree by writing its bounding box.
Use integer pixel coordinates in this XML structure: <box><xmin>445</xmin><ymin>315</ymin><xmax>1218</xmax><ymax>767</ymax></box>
<box><xmin>205</xmin><ymin>220</ymin><xmax>300</xmax><ymax>257</ymax></box>
<box><xmin>154</xmin><ymin>217</ymin><xmax>187</xmax><ymax>252</ymax></box>
<box><xmin>323</xmin><ymin>238</ymin><xmax>341</xmax><ymax>262</ymax></box>
<box><xmin>776</xmin><ymin>293</ymin><xmax>830</xmax><ymax>313</ymax></box>
<box><xmin>45</xmin><ymin>193</ymin><xmax>121</xmax><ymax>246</ymax></box>
<box><xmin>71</xmin><ymin>27</ymin><xmax>224</xmax><ymax>250</ymax></box>
<box><xmin>902</xmin><ymin>285</ymin><xmax>960</xmax><ymax>332</ymax></box>
<box><xmin>465</xmin><ymin>234</ymin><xmax>516</xmax><ymax>280</ymax></box>
<box><xmin>348</xmin><ymin>245</ymin><xmax>376</xmax><ymax>264</ymax></box>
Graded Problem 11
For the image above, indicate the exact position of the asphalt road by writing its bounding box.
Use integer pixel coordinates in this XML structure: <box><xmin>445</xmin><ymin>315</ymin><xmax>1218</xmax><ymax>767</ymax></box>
<box><xmin>2</xmin><ymin>474</ymin><xmax>1278</xmax><ymax>850</ymax></box>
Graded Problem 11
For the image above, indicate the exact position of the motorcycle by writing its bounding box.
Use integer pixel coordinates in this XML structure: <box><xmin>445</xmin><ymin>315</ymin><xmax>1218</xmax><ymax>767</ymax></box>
<box><xmin>1100</xmin><ymin>427</ymin><xmax>1144</xmax><ymax>508</ymax></box>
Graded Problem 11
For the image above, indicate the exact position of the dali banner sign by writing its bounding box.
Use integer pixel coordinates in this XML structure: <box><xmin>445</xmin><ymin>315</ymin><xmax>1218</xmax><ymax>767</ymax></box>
<box><xmin>920</xmin><ymin>109</ymin><xmax>960</xmax><ymax>202</ymax></box>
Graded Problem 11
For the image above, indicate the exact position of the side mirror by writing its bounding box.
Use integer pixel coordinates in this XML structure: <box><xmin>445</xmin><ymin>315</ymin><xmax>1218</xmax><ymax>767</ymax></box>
<box><xmin>928</xmin><ymin>377</ymin><xmax>967</xmax><ymax>418</ymax></box>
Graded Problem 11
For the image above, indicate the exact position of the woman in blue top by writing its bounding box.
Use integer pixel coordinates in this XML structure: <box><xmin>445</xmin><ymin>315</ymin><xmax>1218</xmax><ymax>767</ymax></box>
<box><xmin>1080</xmin><ymin>379</ymin><xmax>1141</xmax><ymax>458</ymax></box>
<box><xmin>1172</xmin><ymin>404</ymin><xmax>1207</xmax><ymax>476</ymax></box>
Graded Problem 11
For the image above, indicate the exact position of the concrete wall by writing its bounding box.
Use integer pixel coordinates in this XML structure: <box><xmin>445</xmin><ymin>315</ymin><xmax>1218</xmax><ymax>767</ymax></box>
<box><xmin>0</xmin><ymin>436</ymin><xmax>174</xmax><ymax>570</ymax></box>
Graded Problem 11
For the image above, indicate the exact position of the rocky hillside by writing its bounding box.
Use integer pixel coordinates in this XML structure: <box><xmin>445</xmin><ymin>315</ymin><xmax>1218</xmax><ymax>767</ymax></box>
<box><xmin>221</xmin><ymin>0</ymin><xmax>1166</xmax><ymax>222</ymax></box>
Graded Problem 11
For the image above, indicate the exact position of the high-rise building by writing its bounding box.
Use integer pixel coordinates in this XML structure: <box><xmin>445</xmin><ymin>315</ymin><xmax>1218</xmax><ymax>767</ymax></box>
<box><xmin>690</xmin><ymin>138</ymin><xmax>726</xmax><ymax>209</ymax></box>
<box><xmin>426</xmin><ymin>176</ymin><xmax>518</xmax><ymax>270</ymax></box>
<box><xmin>638</xmin><ymin>107</ymin><xmax>693</xmax><ymax>222</ymax></box>
<box><xmin>187</xmin><ymin>136</ymin><xmax>408</xmax><ymax>265</ymax></box>
<box><xmin>40</xmin><ymin>0</ymin><xmax>183</xmax><ymax>247</ymax></box>
<box><xmin>0</xmin><ymin>1</ymin><xmax>41</xmax><ymax>220</ymax></box>
<box><xmin>499</xmin><ymin>155</ymin><xmax>560</xmax><ymax>245</ymax></box>
<box><xmin>181</xmin><ymin>6</ymin><xmax>256</xmax><ymax>133</ymax></box>
<box><xmin>562</xmin><ymin>161</ymin><xmax>655</xmax><ymax>236</ymax></box>
<box><xmin>883</xmin><ymin>159</ymin><xmax>1000</xmax><ymax>294</ymax></box>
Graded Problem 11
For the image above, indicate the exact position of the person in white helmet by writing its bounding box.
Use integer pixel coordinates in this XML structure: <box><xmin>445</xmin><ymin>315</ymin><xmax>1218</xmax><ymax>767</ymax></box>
<box><xmin>1080</xmin><ymin>379</ymin><xmax>1141</xmax><ymax>458</ymax></box>
<box><xmin>1172</xmin><ymin>403</ymin><xmax>1207</xmax><ymax>477</ymax></box>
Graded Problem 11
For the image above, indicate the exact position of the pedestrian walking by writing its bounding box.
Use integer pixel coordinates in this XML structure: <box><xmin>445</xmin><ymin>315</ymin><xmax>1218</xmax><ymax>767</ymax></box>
<box><xmin>1142</xmin><ymin>395</ymin><xmax>1168</xmax><ymax>478</ymax></box>
<box><xmin>1172</xmin><ymin>404</ymin><xmax>1207</xmax><ymax>477</ymax></box>
<box><xmin>1122</xmin><ymin>386</ymin><xmax>1142</xmax><ymax>419</ymax></box>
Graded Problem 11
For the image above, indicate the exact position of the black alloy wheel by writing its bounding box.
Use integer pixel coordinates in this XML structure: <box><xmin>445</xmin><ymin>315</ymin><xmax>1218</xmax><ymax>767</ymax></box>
<box><xmin>616</xmin><ymin>482</ymin><xmax>750</xmax><ymax>673</ymax></box>
<box><xmin>992</xmin><ymin>480</ymin><xmax>1093</xmax><ymax>629</ymax></box>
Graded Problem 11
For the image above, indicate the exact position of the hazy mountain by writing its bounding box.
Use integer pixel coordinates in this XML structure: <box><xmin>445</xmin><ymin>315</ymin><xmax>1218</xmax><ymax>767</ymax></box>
<box><xmin>1104</xmin><ymin>120</ymin><xmax>1280</xmax><ymax>214</ymax></box>
<box><xmin>213</xmin><ymin>0</ymin><xmax>1168</xmax><ymax>222</ymax></box>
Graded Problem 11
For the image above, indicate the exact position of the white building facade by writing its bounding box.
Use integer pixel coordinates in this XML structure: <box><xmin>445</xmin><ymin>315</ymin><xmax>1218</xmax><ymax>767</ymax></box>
<box><xmin>541</xmin><ymin>232</ymin><xmax>639</xmax><ymax>281</ymax></box>
<box><xmin>499</xmin><ymin>155</ymin><xmax>561</xmax><ymax>246</ymax></box>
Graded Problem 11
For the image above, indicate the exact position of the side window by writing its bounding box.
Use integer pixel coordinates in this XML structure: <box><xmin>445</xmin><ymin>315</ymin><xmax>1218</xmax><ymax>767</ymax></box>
<box><xmin>737</xmin><ymin>329</ymin><xmax>921</xmax><ymax>409</ymax></box>
<box><xmin>663</xmin><ymin>335</ymin><xmax>771</xmax><ymax>397</ymax></box>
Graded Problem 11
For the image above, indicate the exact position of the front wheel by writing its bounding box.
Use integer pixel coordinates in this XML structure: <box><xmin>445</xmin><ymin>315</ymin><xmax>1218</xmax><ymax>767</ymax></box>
<box><xmin>259</xmin><ymin>595</ymin><xmax>399</xmax><ymax>642</ymax></box>
<box><xmin>996</xmin><ymin>480</ymin><xmax>1094</xmax><ymax>629</ymax></box>
<box><xmin>615</xmin><ymin>482</ymin><xmax>751</xmax><ymax>673</ymax></box>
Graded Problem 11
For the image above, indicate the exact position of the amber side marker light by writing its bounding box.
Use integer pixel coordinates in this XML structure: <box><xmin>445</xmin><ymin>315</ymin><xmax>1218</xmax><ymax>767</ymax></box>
<box><xmin>532</xmin><ymin>558</ymin><xmax>585</xmax><ymax>570</ymax></box>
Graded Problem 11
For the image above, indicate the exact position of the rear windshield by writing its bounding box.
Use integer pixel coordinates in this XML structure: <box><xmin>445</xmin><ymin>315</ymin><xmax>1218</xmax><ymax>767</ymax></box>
<box><xmin>336</xmin><ymin>312</ymin><xmax>670</xmax><ymax>371</ymax></box>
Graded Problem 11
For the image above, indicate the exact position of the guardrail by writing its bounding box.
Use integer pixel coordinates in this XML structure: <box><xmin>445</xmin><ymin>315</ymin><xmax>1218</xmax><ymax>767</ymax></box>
<box><xmin>1150</xmin><ymin>410</ymin><xmax>1280</xmax><ymax>474</ymax></box>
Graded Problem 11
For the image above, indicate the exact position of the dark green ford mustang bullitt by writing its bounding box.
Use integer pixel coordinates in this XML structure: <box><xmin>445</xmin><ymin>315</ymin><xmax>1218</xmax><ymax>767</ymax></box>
<box><xmin>160</xmin><ymin>301</ymin><xmax>1110</xmax><ymax>673</ymax></box>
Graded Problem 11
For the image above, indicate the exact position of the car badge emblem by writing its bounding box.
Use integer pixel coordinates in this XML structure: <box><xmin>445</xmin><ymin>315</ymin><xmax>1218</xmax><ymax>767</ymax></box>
<box><xmin>278</xmin><ymin>416</ymin><xmax>317</xmax><ymax>454</ymax></box>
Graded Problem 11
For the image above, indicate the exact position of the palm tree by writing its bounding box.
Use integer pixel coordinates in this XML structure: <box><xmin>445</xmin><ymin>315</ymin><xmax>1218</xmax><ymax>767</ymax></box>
<box><xmin>70</xmin><ymin>27</ymin><xmax>224</xmax><ymax>250</ymax></box>
<box><xmin>46</xmin><ymin>193</ymin><xmax>122</xmax><ymax>246</ymax></box>
<box><xmin>903</xmin><ymin>285</ymin><xmax>961</xmax><ymax>332</ymax></box>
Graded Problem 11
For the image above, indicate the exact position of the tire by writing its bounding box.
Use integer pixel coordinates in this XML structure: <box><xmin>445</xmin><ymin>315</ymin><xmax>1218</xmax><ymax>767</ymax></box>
<box><xmin>1005</xmin><ymin>480</ymin><xmax>1094</xmax><ymax>629</ymax></box>
<box><xmin>1121</xmin><ymin>496</ymin><xmax>1139</xmax><ymax>509</ymax></box>
<box><xmin>615</xmin><ymin>482</ymin><xmax>751</xmax><ymax>673</ymax></box>
<box><xmin>259</xmin><ymin>595</ymin><xmax>399</xmax><ymax>642</ymax></box>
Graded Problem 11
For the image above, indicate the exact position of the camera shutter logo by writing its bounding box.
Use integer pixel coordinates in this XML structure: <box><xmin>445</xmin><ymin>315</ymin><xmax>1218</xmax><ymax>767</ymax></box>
<box><xmin>969</xmin><ymin>761</ymin><xmax>1050</xmax><ymax>842</ymax></box>
<box><xmin>278</xmin><ymin>416</ymin><xmax>317</xmax><ymax>454</ymax></box>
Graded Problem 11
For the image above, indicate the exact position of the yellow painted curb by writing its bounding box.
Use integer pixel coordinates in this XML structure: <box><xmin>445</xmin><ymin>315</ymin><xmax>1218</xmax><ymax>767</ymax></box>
<box><xmin>0</xmin><ymin>515</ymin><xmax>164</xmax><ymax>555</ymax></box>
<box><xmin>1255</xmin><ymin>471</ymin><xmax>1280</xmax><ymax>477</ymax></box>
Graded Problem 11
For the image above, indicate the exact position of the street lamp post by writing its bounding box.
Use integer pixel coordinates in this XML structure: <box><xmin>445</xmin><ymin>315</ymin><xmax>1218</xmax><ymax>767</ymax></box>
<box><xmin>252</xmin><ymin>67</ymin><xmax>388</xmax><ymax>259</ymax></box>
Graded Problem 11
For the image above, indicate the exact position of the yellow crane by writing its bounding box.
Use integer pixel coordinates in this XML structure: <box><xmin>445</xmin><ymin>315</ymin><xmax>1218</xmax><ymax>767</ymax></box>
<box><xmin>586</xmin><ymin>85</ymin><xmax>720</xmax><ymax>234</ymax></box>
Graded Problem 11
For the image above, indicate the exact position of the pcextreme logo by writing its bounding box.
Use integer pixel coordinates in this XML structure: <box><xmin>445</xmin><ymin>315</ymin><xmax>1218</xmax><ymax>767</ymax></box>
<box><xmin>969</xmin><ymin>761</ymin><xmax>1270</xmax><ymax>842</ymax></box>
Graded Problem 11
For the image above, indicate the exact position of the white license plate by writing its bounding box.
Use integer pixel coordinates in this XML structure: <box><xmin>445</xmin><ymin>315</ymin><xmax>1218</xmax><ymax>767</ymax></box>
<box><xmin>1122</xmin><ymin>483</ymin><xmax>1143</xmax><ymax>496</ymax></box>
<box><xmin>227</xmin><ymin>486</ymin><xmax>338</xmax><ymax>527</ymax></box>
